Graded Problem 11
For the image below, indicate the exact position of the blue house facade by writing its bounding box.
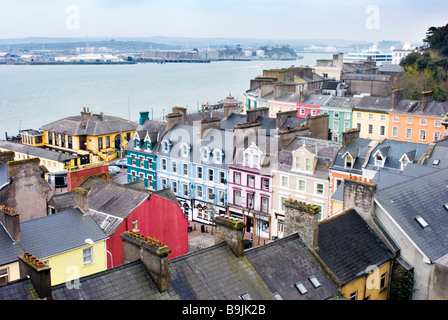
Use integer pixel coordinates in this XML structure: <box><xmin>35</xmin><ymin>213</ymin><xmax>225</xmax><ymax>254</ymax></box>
<box><xmin>126</xmin><ymin>111</ymin><xmax>166</xmax><ymax>189</ymax></box>
<box><xmin>156</xmin><ymin>117</ymin><xmax>234</xmax><ymax>224</ymax></box>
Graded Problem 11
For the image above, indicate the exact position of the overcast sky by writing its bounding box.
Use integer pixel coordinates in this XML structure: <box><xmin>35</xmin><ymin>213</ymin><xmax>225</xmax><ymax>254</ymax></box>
<box><xmin>0</xmin><ymin>0</ymin><xmax>447</xmax><ymax>42</ymax></box>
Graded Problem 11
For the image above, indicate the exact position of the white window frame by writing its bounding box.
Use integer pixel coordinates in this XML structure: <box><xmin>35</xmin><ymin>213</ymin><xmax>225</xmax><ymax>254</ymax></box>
<box><xmin>392</xmin><ymin>126</ymin><xmax>398</xmax><ymax>137</ymax></box>
<box><xmin>316</xmin><ymin>183</ymin><xmax>324</xmax><ymax>196</ymax></box>
<box><xmin>83</xmin><ymin>247</ymin><xmax>94</xmax><ymax>266</ymax></box>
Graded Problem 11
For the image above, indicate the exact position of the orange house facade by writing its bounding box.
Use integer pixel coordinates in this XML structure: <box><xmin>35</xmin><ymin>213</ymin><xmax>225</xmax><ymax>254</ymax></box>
<box><xmin>388</xmin><ymin>112</ymin><xmax>444</xmax><ymax>143</ymax></box>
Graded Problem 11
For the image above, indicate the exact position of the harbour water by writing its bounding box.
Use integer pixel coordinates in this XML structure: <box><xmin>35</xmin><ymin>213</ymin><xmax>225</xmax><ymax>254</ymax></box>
<box><xmin>0</xmin><ymin>52</ymin><xmax>332</xmax><ymax>137</ymax></box>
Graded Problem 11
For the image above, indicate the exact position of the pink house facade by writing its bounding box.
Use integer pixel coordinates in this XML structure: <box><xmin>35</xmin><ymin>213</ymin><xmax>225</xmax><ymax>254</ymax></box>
<box><xmin>227</xmin><ymin>141</ymin><xmax>273</xmax><ymax>239</ymax></box>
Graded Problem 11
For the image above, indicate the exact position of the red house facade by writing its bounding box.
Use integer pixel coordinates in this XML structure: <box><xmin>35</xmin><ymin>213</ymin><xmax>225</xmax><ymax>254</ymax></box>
<box><xmin>77</xmin><ymin>178</ymin><xmax>189</xmax><ymax>268</ymax></box>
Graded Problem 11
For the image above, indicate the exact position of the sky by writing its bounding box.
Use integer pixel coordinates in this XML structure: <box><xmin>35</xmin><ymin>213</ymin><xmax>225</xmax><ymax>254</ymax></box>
<box><xmin>0</xmin><ymin>0</ymin><xmax>447</xmax><ymax>43</ymax></box>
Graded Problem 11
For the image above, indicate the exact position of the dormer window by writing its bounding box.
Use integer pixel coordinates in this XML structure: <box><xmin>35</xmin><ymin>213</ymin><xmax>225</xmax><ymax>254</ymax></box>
<box><xmin>343</xmin><ymin>149</ymin><xmax>359</xmax><ymax>169</ymax></box>
<box><xmin>375</xmin><ymin>153</ymin><xmax>385</xmax><ymax>167</ymax></box>
<box><xmin>200</xmin><ymin>146</ymin><xmax>211</xmax><ymax>161</ymax></box>
<box><xmin>213</xmin><ymin>149</ymin><xmax>224</xmax><ymax>164</ymax></box>
<box><xmin>373</xmin><ymin>147</ymin><xmax>389</xmax><ymax>168</ymax></box>
<box><xmin>345</xmin><ymin>156</ymin><xmax>353</xmax><ymax>169</ymax></box>
<box><xmin>399</xmin><ymin>151</ymin><xmax>415</xmax><ymax>170</ymax></box>
<box><xmin>180</xmin><ymin>142</ymin><xmax>190</xmax><ymax>157</ymax></box>
<box><xmin>161</xmin><ymin>139</ymin><xmax>171</xmax><ymax>153</ymax></box>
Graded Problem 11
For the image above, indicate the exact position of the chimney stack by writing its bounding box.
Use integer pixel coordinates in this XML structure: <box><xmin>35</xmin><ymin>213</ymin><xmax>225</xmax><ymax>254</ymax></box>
<box><xmin>139</xmin><ymin>111</ymin><xmax>150</xmax><ymax>125</ymax></box>
<box><xmin>276</xmin><ymin>110</ymin><xmax>298</xmax><ymax>129</ymax></box>
<box><xmin>284</xmin><ymin>200</ymin><xmax>320</xmax><ymax>250</ymax></box>
<box><xmin>172</xmin><ymin>106</ymin><xmax>187</xmax><ymax>123</ymax></box>
<box><xmin>342</xmin><ymin>128</ymin><xmax>360</xmax><ymax>146</ymax></box>
<box><xmin>72</xmin><ymin>187</ymin><xmax>90</xmax><ymax>215</ymax></box>
<box><xmin>0</xmin><ymin>205</ymin><xmax>20</xmax><ymax>242</ymax></box>
<box><xmin>0</xmin><ymin>151</ymin><xmax>14</xmax><ymax>164</ymax></box>
<box><xmin>307</xmin><ymin>114</ymin><xmax>329</xmax><ymax>140</ymax></box>
<box><xmin>7</xmin><ymin>157</ymin><xmax>40</xmax><ymax>180</ymax></box>
<box><xmin>199</xmin><ymin>117</ymin><xmax>221</xmax><ymax>139</ymax></box>
<box><xmin>246</xmin><ymin>107</ymin><xmax>269</xmax><ymax>123</ymax></box>
<box><xmin>214</xmin><ymin>215</ymin><xmax>245</xmax><ymax>257</ymax></box>
<box><xmin>420</xmin><ymin>91</ymin><xmax>433</xmax><ymax>111</ymax></box>
<box><xmin>224</xmin><ymin>103</ymin><xmax>239</xmax><ymax>119</ymax></box>
<box><xmin>277</xmin><ymin>126</ymin><xmax>308</xmax><ymax>150</ymax></box>
<box><xmin>391</xmin><ymin>88</ymin><xmax>404</xmax><ymax>108</ymax></box>
<box><xmin>121</xmin><ymin>231</ymin><xmax>171</xmax><ymax>293</ymax></box>
<box><xmin>165</xmin><ymin>112</ymin><xmax>184</xmax><ymax>132</ymax></box>
<box><xmin>81</xmin><ymin>107</ymin><xmax>92</xmax><ymax>122</ymax></box>
<box><xmin>342</xmin><ymin>178</ymin><xmax>376</xmax><ymax>214</ymax></box>
<box><xmin>18</xmin><ymin>253</ymin><xmax>52</xmax><ymax>300</ymax></box>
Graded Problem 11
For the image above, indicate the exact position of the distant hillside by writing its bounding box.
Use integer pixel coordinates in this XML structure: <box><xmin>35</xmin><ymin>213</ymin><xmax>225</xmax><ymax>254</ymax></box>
<box><xmin>0</xmin><ymin>36</ymin><xmax>410</xmax><ymax>53</ymax></box>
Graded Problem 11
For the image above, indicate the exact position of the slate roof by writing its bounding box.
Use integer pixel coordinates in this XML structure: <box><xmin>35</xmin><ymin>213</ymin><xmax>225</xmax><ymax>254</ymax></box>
<box><xmin>20</xmin><ymin>208</ymin><xmax>108</xmax><ymax>260</ymax></box>
<box><xmin>302</xmin><ymin>94</ymin><xmax>333</xmax><ymax>106</ymax></box>
<box><xmin>323</xmin><ymin>96</ymin><xmax>363</xmax><ymax>109</ymax></box>
<box><xmin>277</xmin><ymin>136</ymin><xmax>341</xmax><ymax>180</ymax></box>
<box><xmin>342</xmin><ymin>73</ymin><xmax>391</xmax><ymax>82</ymax></box>
<box><xmin>0</xmin><ymin>224</ymin><xmax>24</xmax><ymax>266</ymax></box>
<box><xmin>365</xmin><ymin>139</ymin><xmax>429</xmax><ymax>172</ymax></box>
<box><xmin>316</xmin><ymin>209</ymin><xmax>394</xmax><ymax>284</ymax></box>
<box><xmin>375</xmin><ymin>167</ymin><xmax>448</xmax><ymax>262</ymax></box>
<box><xmin>168</xmin><ymin>242</ymin><xmax>274</xmax><ymax>300</ymax></box>
<box><xmin>52</xmin><ymin>260</ymin><xmax>179</xmax><ymax>300</ymax></box>
<box><xmin>0</xmin><ymin>278</ymin><xmax>37</xmax><ymax>300</ymax></box>
<box><xmin>80</xmin><ymin>177</ymin><xmax>150</xmax><ymax>219</ymax></box>
<box><xmin>353</xmin><ymin>96</ymin><xmax>392</xmax><ymax>113</ymax></box>
<box><xmin>0</xmin><ymin>140</ymin><xmax>77</xmax><ymax>162</ymax></box>
<box><xmin>0</xmin><ymin>163</ymin><xmax>7</xmax><ymax>186</ymax></box>
<box><xmin>40</xmin><ymin>113</ymin><xmax>137</xmax><ymax>136</ymax></box>
<box><xmin>424</xmin><ymin>141</ymin><xmax>448</xmax><ymax>169</ymax></box>
<box><xmin>245</xmin><ymin>233</ymin><xmax>340</xmax><ymax>300</ymax></box>
<box><xmin>126</xmin><ymin>119</ymin><xmax>166</xmax><ymax>155</ymax></box>
<box><xmin>331</xmin><ymin>137</ymin><xmax>375</xmax><ymax>175</ymax></box>
<box><xmin>50</xmin><ymin>192</ymin><xmax>74</xmax><ymax>211</ymax></box>
<box><xmin>52</xmin><ymin>242</ymin><xmax>275</xmax><ymax>300</ymax></box>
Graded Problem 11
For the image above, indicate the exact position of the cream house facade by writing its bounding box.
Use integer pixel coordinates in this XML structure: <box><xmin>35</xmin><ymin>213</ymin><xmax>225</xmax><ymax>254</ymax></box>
<box><xmin>271</xmin><ymin>137</ymin><xmax>341</xmax><ymax>239</ymax></box>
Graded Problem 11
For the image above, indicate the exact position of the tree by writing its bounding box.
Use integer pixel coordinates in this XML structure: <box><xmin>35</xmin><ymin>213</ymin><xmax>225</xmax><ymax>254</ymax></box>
<box><xmin>424</xmin><ymin>23</ymin><xmax>448</xmax><ymax>56</ymax></box>
<box><xmin>398</xmin><ymin>23</ymin><xmax>448</xmax><ymax>101</ymax></box>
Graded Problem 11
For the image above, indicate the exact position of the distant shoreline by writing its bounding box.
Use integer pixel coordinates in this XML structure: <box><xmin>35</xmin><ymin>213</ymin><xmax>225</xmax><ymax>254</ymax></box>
<box><xmin>0</xmin><ymin>57</ymin><xmax>303</xmax><ymax>66</ymax></box>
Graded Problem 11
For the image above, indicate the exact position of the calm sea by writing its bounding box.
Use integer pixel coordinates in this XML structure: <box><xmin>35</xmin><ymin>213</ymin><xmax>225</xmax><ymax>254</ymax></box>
<box><xmin>0</xmin><ymin>52</ymin><xmax>332</xmax><ymax>137</ymax></box>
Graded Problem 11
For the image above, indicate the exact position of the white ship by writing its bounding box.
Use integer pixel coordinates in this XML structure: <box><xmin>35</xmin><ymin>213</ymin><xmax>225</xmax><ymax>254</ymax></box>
<box><xmin>343</xmin><ymin>44</ymin><xmax>392</xmax><ymax>66</ymax></box>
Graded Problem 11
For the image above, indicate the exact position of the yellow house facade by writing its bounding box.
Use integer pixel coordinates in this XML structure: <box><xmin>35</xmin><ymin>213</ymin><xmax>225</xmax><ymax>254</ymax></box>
<box><xmin>0</xmin><ymin>140</ymin><xmax>79</xmax><ymax>177</ymax></box>
<box><xmin>40</xmin><ymin>108</ymin><xmax>137</xmax><ymax>164</ymax></box>
<box><xmin>42</xmin><ymin>239</ymin><xmax>108</xmax><ymax>286</ymax></box>
<box><xmin>20</xmin><ymin>207</ymin><xmax>109</xmax><ymax>286</ymax></box>
<box><xmin>341</xmin><ymin>260</ymin><xmax>392</xmax><ymax>300</ymax></box>
<box><xmin>353</xmin><ymin>109</ymin><xmax>390</xmax><ymax>140</ymax></box>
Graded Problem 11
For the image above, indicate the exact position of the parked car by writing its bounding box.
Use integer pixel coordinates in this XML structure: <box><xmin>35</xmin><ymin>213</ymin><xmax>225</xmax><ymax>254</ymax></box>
<box><xmin>108</xmin><ymin>166</ymin><xmax>121</xmax><ymax>174</ymax></box>
<box><xmin>112</xmin><ymin>159</ymin><xmax>127</xmax><ymax>168</ymax></box>
<box><xmin>244</xmin><ymin>239</ymin><xmax>253</xmax><ymax>249</ymax></box>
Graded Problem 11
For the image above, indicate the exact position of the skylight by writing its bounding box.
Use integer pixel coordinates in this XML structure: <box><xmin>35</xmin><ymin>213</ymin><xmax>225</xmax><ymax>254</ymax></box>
<box><xmin>415</xmin><ymin>216</ymin><xmax>429</xmax><ymax>228</ymax></box>
<box><xmin>295</xmin><ymin>282</ymin><xmax>308</xmax><ymax>295</ymax></box>
<box><xmin>309</xmin><ymin>275</ymin><xmax>322</xmax><ymax>288</ymax></box>
<box><xmin>433</xmin><ymin>159</ymin><xmax>440</xmax><ymax>166</ymax></box>
<box><xmin>240</xmin><ymin>293</ymin><xmax>251</xmax><ymax>300</ymax></box>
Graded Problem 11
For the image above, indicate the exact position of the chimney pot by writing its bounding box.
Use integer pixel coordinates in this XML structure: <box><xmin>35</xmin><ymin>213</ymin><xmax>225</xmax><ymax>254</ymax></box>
<box><xmin>18</xmin><ymin>253</ymin><xmax>52</xmax><ymax>300</ymax></box>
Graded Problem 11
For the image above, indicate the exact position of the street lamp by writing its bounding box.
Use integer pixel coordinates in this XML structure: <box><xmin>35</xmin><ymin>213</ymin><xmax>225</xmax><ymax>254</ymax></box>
<box><xmin>85</xmin><ymin>238</ymin><xmax>113</xmax><ymax>268</ymax></box>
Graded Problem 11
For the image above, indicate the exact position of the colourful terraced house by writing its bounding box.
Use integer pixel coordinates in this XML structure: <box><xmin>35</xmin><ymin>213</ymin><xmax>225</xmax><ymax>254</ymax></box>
<box><xmin>387</xmin><ymin>90</ymin><xmax>448</xmax><ymax>143</ymax></box>
<box><xmin>0</xmin><ymin>205</ymin><xmax>108</xmax><ymax>286</ymax></box>
<box><xmin>126</xmin><ymin>111</ymin><xmax>166</xmax><ymax>189</ymax></box>
<box><xmin>40</xmin><ymin>108</ymin><xmax>137</xmax><ymax>165</ymax></box>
